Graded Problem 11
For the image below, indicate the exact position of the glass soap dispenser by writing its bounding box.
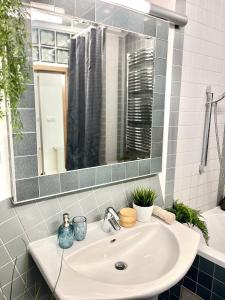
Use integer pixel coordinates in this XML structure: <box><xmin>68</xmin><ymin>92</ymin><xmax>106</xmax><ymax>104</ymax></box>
<box><xmin>58</xmin><ymin>213</ymin><xmax>74</xmax><ymax>249</ymax></box>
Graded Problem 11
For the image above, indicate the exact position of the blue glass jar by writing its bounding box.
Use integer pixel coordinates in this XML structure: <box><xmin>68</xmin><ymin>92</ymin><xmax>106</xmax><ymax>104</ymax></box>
<box><xmin>72</xmin><ymin>216</ymin><xmax>87</xmax><ymax>241</ymax></box>
<box><xmin>58</xmin><ymin>213</ymin><xmax>74</xmax><ymax>249</ymax></box>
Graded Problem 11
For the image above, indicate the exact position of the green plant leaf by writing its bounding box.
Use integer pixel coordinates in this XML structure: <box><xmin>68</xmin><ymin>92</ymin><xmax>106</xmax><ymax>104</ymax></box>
<box><xmin>132</xmin><ymin>187</ymin><xmax>157</xmax><ymax>207</ymax></box>
<box><xmin>167</xmin><ymin>200</ymin><xmax>209</xmax><ymax>245</ymax></box>
<box><xmin>0</xmin><ymin>0</ymin><xmax>30</xmax><ymax>136</ymax></box>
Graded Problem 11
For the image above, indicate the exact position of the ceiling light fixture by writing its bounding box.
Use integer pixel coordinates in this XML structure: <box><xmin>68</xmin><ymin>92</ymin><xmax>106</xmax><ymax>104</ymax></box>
<box><xmin>31</xmin><ymin>8</ymin><xmax>62</xmax><ymax>24</ymax></box>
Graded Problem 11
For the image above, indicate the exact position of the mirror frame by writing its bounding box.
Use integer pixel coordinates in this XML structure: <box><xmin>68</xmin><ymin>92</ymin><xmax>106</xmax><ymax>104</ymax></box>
<box><xmin>11</xmin><ymin>0</ymin><xmax>169</xmax><ymax>204</ymax></box>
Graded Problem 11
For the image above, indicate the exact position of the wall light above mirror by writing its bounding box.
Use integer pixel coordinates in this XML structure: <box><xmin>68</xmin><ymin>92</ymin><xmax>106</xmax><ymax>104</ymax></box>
<box><xmin>11</xmin><ymin>0</ymin><xmax>169</xmax><ymax>204</ymax></box>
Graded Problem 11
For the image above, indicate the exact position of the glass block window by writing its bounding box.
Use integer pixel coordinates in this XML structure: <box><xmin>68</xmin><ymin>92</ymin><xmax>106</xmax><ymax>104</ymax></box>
<box><xmin>32</xmin><ymin>28</ymin><xmax>71</xmax><ymax>65</ymax></box>
<box><xmin>40</xmin><ymin>30</ymin><xmax>55</xmax><ymax>46</ymax></box>
<box><xmin>41</xmin><ymin>47</ymin><xmax>55</xmax><ymax>63</ymax></box>
<box><xmin>57</xmin><ymin>49</ymin><xmax>69</xmax><ymax>64</ymax></box>
<box><xmin>32</xmin><ymin>46</ymin><xmax>39</xmax><ymax>61</ymax></box>
<box><xmin>32</xmin><ymin>28</ymin><xmax>39</xmax><ymax>44</ymax></box>
<box><xmin>56</xmin><ymin>32</ymin><xmax>70</xmax><ymax>48</ymax></box>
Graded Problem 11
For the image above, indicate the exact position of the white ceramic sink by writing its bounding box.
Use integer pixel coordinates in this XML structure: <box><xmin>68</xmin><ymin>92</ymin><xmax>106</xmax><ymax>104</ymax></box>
<box><xmin>28</xmin><ymin>218</ymin><xmax>200</xmax><ymax>300</ymax></box>
<box><xmin>67</xmin><ymin>223</ymin><xmax>178</xmax><ymax>285</ymax></box>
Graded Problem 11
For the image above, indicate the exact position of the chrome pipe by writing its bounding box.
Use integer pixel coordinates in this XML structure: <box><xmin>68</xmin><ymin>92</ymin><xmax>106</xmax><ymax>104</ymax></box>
<box><xmin>199</xmin><ymin>86</ymin><xmax>213</xmax><ymax>174</ymax></box>
<box><xmin>207</xmin><ymin>92</ymin><xmax>225</xmax><ymax>104</ymax></box>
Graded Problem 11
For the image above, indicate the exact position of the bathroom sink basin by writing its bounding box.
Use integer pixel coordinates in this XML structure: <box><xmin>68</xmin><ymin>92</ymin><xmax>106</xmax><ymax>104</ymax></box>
<box><xmin>28</xmin><ymin>218</ymin><xmax>200</xmax><ymax>300</ymax></box>
<box><xmin>67</xmin><ymin>223</ymin><xmax>178</xmax><ymax>285</ymax></box>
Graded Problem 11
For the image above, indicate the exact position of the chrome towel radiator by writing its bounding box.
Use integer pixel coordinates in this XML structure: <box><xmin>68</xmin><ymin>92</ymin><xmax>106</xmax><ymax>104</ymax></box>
<box><xmin>126</xmin><ymin>48</ymin><xmax>154</xmax><ymax>156</ymax></box>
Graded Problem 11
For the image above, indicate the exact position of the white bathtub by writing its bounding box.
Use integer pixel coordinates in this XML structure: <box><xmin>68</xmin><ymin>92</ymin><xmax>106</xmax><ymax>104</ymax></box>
<box><xmin>198</xmin><ymin>206</ymin><xmax>225</xmax><ymax>268</ymax></box>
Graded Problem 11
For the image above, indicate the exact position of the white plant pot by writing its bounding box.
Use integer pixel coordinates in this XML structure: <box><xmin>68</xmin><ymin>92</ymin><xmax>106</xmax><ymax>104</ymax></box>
<box><xmin>133</xmin><ymin>203</ymin><xmax>154</xmax><ymax>222</ymax></box>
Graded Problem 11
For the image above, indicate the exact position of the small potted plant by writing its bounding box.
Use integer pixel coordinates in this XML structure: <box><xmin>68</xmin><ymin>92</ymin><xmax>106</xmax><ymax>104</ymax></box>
<box><xmin>132</xmin><ymin>187</ymin><xmax>157</xmax><ymax>222</ymax></box>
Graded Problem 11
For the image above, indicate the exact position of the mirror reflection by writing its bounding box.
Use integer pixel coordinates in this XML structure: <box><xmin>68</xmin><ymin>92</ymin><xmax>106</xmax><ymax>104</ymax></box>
<box><xmin>31</xmin><ymin>8</ymin><xmax>155</xmax><ymax>175</ymax></box>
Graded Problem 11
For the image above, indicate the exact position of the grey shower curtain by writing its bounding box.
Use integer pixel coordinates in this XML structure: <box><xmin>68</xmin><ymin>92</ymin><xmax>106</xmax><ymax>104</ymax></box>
<box><xmin>66</xmin><ymin>27</ymin><xmax>105</xmax><ymax>170</ymax></box>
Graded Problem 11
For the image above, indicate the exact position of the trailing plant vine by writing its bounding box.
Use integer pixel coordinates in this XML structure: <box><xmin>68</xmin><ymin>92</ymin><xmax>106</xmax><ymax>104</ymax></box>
<box><xmin>0</xmin><ymin>0</ymin><xmax>30</xmax><ymax>136</ymax></box>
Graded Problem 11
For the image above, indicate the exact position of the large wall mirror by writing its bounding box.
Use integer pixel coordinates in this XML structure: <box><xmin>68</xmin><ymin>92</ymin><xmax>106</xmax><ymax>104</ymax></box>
<box><xmin>32</xmin><ymin>11</ymin><xmax>155</xmax><ymax>175</ymax></box>
<box><xmin>12</xmin><ymin>0</ymin><xmax>169</xmax><ymax>203</ymax></box>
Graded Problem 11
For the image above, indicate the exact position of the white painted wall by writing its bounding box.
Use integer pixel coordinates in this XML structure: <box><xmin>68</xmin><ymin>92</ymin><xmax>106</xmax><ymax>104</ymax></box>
<box><xmin>174</xmin><ymin>0</ymin><xmax>225</xmax><ymax>211</ymax></box>
<box><xmin>0</xmin><ymin>108</ymin><xmax>11</xmax><ymax>201</ymax></box>
<box><xmin>105</xmin><ymin>32</ymin><xmax>119</xmax><ymax>163</ymax></box>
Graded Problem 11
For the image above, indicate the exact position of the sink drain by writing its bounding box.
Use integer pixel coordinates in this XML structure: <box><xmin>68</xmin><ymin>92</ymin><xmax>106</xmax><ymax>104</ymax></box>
<box><xmin>115</xmin><ymin>261</ymin><xmax>128</xmax><ymax>270</ymax></box>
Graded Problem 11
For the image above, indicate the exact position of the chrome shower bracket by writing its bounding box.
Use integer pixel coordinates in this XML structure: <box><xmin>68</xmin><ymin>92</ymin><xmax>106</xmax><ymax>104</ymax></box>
<box><xmin>199</xmin><ymin>85</ymin><xmax>213</xmax><ymax>174</ymax></box>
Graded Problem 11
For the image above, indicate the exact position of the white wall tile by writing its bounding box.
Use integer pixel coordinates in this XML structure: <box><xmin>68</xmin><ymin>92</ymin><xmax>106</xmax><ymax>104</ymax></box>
<box><xmin>174</xmin><ymin>1</ymin><xmax>225</xmax><ymax>211</ymax></box>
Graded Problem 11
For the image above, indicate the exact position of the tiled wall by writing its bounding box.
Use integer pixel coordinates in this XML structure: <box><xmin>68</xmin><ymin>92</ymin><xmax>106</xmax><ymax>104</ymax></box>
<box><xmin>4</xmin><ymin>0</ymin><xmax>225</xmax><ymax>299</ymax></box>
<box><xmin>0</xmin><ymin>1</ymin><xmax>170</xmax><ymax>298</ymax></box>
<box><xmin>164</xmin><ymin>0</ymin><xmax>185</xmax><ymax>208</ymax></box>
<box><xmin>0</xmin><ymin>1</ymin><xmax>175</xmax><ymax>297</ymax></box>
<box><xmin>0</xmin><ymin>176</ymin><xmax>163</xmax><ymax>299</ymax></box>
<box><xmin>159</xmin><ymin>255</ymin><xmax>225</xmax><ymax>300</ymax></box>
<box><xmin>173</xmin><ymin>0</ymin><xmax>225</xmax><ymax>211</ymax></box>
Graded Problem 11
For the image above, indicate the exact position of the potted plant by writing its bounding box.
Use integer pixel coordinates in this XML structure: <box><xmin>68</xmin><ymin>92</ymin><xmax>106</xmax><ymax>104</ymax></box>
<box><xmin>132</xmin><ymin>187</ymin><xmax>157</xmax><ymax>222</ymax></box>
<box><xmin>167</xmin><ymin>201</ymin><xmax>209</xmax><ymax>245</ymax></box>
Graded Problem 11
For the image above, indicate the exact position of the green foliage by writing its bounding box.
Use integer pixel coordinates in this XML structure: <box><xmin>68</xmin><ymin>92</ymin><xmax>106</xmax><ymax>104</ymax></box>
<box><xmin>132</xmin><ymin>187</ymin><xmax>157</xmax><ymax>207</ymax></box>
<box><xmin>167</xmin><ymin>201</ymin><xmax>209</xmax><ymax>245</ymax></box>
<box><xmin>0</xmin><ymin>0</ymin><xmax>31</xmax><ymax>136</ymax></box>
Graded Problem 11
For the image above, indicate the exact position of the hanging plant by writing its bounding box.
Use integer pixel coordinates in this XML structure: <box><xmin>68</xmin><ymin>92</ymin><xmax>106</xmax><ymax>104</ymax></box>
<box><xmin>0</xmin><ymin>0</ymin><xmax>31</xmax><ymax>136</ymax></box>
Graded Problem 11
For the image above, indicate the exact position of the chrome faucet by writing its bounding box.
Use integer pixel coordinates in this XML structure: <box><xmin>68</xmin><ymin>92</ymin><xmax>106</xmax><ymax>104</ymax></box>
<box><xmin>102</xmin><ymin>207</ymin><xmax>121</xmax><ymax>233</ymax></box>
